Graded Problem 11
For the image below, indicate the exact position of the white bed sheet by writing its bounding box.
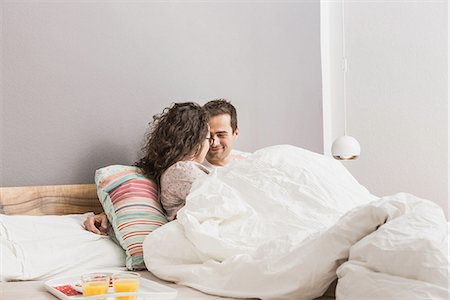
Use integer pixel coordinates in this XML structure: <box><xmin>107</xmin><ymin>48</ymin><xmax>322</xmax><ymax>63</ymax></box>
<box><xmin>0</xmin><ymin>212</ymin><xmax>126</xmax><ymax>281</ymax></box>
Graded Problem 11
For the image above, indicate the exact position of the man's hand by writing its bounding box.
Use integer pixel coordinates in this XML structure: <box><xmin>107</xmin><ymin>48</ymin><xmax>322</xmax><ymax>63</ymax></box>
<box><xmin>83</xmin><ymin>212</ymin><xmax>108</xmax><ymax>235</ymax></box>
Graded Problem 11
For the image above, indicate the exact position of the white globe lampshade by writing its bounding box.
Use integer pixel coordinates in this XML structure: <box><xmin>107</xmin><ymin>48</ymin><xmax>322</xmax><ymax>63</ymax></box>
<box><xmin>331</xmin><ymin>135</ymin><xmax>360</xmax><ymax>160</ymax></box>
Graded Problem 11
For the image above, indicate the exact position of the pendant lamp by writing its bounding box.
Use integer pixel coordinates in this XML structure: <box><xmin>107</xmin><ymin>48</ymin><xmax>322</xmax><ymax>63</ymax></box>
<box><xmin>331</xmin><ymin>0</ymin><xmax>361</xmax><ymax>160</ymax></box>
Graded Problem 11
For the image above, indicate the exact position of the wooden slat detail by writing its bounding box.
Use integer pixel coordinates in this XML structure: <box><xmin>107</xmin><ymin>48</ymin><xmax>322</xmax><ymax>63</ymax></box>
<box><xmin>0</xmin><ymin>184</ymin><xmax>103</xmax><ymax>215</ymax></box>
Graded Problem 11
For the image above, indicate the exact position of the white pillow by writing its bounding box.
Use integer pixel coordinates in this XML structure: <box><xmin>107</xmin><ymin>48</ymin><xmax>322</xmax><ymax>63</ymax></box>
<box><xmin>0</xmin><ymin>213</ymin><xmax>126</xmax><ymax>281</ymax></box>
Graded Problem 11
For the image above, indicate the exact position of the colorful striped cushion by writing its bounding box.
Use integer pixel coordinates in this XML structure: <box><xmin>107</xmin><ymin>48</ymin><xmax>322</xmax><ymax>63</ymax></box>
<box><xmin>95</xmin><ymin>165</ymin><xmax>168</xmax><ymax>270</ymax></box>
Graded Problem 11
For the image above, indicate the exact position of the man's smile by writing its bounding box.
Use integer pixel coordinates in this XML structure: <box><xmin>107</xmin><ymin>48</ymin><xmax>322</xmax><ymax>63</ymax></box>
<box><xmin>209</xmin><ymin>147</ymin><xmax>223</xmax><ymax>153</ymax></box>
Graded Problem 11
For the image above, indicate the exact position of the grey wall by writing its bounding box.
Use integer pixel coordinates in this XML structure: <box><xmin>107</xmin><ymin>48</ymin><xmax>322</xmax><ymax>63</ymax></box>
<box><xmin>1</xmin><ymin>1</ymin><xmax>322</xmax><ymax>187</ymax></box>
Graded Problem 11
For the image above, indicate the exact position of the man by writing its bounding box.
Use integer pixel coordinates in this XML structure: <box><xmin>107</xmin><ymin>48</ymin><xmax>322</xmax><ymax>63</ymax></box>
<box><xmin>84</xmin><ymin>99</ymin><xmax>248</xmax><ymax>234</ymax></box>
<box><xmin>202</xmin><ymin>99</ymin><xmax>249</xmax><ymax>168</ymax></box>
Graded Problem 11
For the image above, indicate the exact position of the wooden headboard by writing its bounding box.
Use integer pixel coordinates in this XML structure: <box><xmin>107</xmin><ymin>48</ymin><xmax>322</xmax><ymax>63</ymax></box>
<box><xmin>0</xmin><ymin>184</ymin><xmax>103</xmax><ymax>215</ymax></box>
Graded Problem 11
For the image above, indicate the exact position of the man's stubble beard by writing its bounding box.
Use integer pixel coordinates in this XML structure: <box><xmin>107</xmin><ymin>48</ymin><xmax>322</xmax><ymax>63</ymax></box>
<box><xmin>207</xmin><ymin>148</ymin><xmax>227</xmax><ymax>163</ymax></box>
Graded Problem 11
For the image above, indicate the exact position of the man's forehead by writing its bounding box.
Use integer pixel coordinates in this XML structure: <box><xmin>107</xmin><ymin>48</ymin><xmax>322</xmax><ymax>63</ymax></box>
<box><xmin>208</xmin><ymin>114</ymin><xmax>232</xmax><ymax>132</ymax></box>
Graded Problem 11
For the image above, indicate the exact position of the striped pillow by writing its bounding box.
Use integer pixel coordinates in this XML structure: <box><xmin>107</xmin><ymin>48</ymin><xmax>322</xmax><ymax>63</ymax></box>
<box><xmin>95</xmin><ymin>165</ymin><xmax>168</xmax><ymax>270</ymax></box>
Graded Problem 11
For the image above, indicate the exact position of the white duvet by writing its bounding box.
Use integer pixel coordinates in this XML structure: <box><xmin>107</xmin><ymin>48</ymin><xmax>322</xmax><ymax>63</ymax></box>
<box><xmin>143</xmin><ymin>145</ymin><xmax>449</xmax><ymax>300</ymax></box>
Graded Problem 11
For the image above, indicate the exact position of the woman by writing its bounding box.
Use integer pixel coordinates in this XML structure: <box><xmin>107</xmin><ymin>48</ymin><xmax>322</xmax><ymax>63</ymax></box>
<box><xmin>84</xmin><ymin>102</ymin><xmax>212</xmax><ymax>233</ymax></box>
<box><xmin>135</xmin><ymin>102</ymin><xmax>211</xmax><ymax>220</ymax></box>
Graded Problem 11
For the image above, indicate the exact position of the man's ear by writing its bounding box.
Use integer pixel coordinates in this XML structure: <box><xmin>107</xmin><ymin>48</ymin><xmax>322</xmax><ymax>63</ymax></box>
<box><xmin>233</xmin><ymin>128</ymin><xmax>240</xmax><ymax>140</ymax></box>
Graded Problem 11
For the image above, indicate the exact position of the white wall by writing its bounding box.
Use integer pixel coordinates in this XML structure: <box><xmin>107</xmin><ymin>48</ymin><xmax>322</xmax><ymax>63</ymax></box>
<box><xmin>1</xmin><ymin>1</ymin><xmax>323</xmax><ymax>186</ymax></box>
<box><xmin>322</xmin><ymin>1</ymin><xmax>449</xmax><ymax>218</ymax></box>
<box><xmin>0</xmin><ymin>2</ymin><xmax>4</xmax><ymax>185</ymax></box>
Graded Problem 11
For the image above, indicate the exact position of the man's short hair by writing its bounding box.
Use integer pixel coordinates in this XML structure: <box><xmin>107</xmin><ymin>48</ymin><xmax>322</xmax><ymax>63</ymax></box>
<box><xmin>203</xmin><ymin>99</ymin><xmax>238</xmax><ymax>132</ymax></box>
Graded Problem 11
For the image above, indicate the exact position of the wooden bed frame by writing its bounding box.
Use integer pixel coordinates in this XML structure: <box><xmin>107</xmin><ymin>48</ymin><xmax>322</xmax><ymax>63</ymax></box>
<box><xmin>0</xmin><ymin>184</ymin><xmax>102</xmax><ymax>216</ymax></box>
<box><xmin>0</xmin><ymin>184</ymin><xmax>334</xmax><ymax>300</ymax></box>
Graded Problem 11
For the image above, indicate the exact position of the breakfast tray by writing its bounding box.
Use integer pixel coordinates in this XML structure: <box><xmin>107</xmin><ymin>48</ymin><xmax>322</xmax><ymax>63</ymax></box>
<box><xmin>44</xmin><ymin>275</ymin><xmax>178</xmax><ymax>300</ymax></box>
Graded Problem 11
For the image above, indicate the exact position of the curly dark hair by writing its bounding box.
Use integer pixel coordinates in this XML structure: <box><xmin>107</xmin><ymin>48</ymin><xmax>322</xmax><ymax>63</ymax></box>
<box><xmin>135</xmin><ymin>102</ymin><xmax>209</xmax><ymax>183</ymax></box>
<box><xmin>203</xmin><ymin>99</ymin><xmax>238</xmax><ymax>132</ymax></box>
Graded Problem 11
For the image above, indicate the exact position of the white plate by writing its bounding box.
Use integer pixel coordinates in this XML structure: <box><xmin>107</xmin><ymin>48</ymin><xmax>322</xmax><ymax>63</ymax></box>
<box><xmin>45</xmin><ymin>274</ymin><xmax>177</xmax><ymax>300</ymax></box>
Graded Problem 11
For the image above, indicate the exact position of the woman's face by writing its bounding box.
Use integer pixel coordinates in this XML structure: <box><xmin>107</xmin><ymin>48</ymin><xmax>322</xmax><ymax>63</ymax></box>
<box><xmin>194</xmin><ymin>126</ymin><xmax>211</xmax><ymax>164</ymax></box>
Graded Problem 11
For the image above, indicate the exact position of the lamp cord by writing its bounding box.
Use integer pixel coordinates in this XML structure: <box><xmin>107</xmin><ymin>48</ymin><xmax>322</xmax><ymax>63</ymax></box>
<box><xmin>342</xmin><ymin>0</ymin><xmax>348</xmax><ymax>136</ymax></box>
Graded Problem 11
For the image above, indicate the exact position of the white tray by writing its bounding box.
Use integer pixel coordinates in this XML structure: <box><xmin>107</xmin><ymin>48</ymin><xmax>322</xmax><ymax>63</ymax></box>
<box><xmin>44</xmin><ymin>275</ymin><xmax>178</xmax><ymax>300</ymax></box>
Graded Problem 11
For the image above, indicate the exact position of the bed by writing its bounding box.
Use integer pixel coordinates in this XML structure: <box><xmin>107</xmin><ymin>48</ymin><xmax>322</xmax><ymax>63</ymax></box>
<box><xmin>1</xmin><ymin>145</ymin><xmax>447</xmax><ymax>300</ymax></box>
<box><xmin>0</xmin><ymin>183</ymin><xmax>335</xmax><ymax>300</ymax></box>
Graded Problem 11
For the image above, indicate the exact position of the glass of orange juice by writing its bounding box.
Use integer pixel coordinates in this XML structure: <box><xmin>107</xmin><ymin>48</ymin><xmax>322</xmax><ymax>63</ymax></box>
<box><xmin>81</xmin><ymin>273</ymin><xmax>109</xmax><ymax>299</ymax></box>
<box><xmin>112</xmin><ymin>272</ymin><xmax>140</xmax><ymax>300</ymax></box>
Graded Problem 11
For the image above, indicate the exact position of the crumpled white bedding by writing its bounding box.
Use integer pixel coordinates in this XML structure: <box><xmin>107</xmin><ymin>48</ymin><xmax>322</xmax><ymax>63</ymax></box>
<box><xmin>335</xmin><ymin>195</ymin><xmax>449</xmax><ymax>300</ymax></box>
<box><xmin>0</xmin><ymin>213</ymin><xmax>126</xmax><ymax>281</ymax></box>
<box><xmin>143</xmin><ymin>145</ymin><xmax>449</xmax><ymax>300</ymax></box>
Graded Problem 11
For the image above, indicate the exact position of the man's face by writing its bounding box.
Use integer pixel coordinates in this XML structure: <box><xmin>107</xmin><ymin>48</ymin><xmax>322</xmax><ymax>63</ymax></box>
<box><xmin>206</xmin><ymin>114</ymin><xmax>239</xmax><ymax>166</ymax></box>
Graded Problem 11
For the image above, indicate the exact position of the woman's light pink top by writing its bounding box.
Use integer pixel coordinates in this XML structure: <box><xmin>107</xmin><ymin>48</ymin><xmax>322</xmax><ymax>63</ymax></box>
<box><xmin>160</xmin><ymin>161</ymin><xmax>210</xmax><ymax>221</ymax></box>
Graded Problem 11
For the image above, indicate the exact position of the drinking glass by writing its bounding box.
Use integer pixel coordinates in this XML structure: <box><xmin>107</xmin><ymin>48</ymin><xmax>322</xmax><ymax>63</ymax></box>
<box><xmin>81</xmin><ymin>273</ymin><xmax>109</xmax><ymax>299</ymax></box>
<box><xmin>112</xmin><ymin>272</ymin><xmax>140</xmax><ymax>300</ymax></box>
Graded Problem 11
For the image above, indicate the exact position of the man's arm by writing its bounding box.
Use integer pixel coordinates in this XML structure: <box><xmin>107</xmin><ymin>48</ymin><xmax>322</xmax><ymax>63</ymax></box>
<box><xmin>83</xmin><ymin>212</ymin><xmax>109</xmax><ymax>235</ymax></box>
